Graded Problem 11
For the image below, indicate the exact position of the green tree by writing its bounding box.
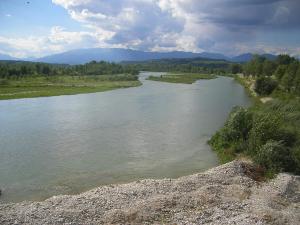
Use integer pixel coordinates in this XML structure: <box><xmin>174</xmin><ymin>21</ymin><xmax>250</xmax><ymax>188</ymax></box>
<box><xmin>277</xmin><ymin>54</ymin><xmax>295</xmax><ymax>65</ymax></box>
<box><xmin>231</xmin><ymin>64</ymin><xmax>243</xmax><ymax>74</ymax></box>
<box><xmin>262</xmin><ymin>60</ymin><xmax>276</xmax><ymax>76</ymax></box>
<box><xmin>42</xmin><ymin>65</ymin><xmax>51</xmax><ymax>75</ymax></box>
<box><xmin>254</xmin><ymin>77</ymin><xmax>278</xmax><ymax>95</ymax></box>
<box><xmin>274</xmin><ymin>65</ymin><xmax>287</xmax><ymax>80</ymax></box>
<box><xmin>281</xmin><ymin>62</ymin><xmax>298</xmax><ymax>92</ymax></box>
<box><xmin>294</xmin><ymin>66</ymin><xmax>300</xmax><ymax>94</ymax></box>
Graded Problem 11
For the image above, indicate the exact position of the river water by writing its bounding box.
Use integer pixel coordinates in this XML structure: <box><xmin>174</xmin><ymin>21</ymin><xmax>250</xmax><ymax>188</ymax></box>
<box><xmin>0</xmin><ymin>72</ymin><xmax>251</xmax><ymax>203</ymax></box>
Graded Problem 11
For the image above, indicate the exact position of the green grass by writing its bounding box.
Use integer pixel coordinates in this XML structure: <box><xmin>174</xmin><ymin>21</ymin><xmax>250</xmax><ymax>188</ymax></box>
<box><xmin>147</xmin><ymin>73</ymin><xmax>217</xmax><ymax>84</ymax></box>
<box><xmin>0</xmin><ymin>75</ymin><xmax>142</xmax><ymax>100</ymax></box>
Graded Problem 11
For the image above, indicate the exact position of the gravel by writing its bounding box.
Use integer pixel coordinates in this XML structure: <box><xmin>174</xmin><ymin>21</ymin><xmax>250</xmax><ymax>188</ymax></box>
<box><xmin>0</xmin><ymin>160</ymin><xmax>299</xmax><ymax>225</ymax></box>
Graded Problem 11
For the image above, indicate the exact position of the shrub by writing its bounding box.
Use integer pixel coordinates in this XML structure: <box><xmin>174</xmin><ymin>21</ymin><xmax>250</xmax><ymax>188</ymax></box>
<box><xmin>247</xmin><ymin>112</ymin><xmax>282</xmax><ymax>154</ymax></box>
<box><xmin>209</xmin><ymin>100</ymin><xmax>300</xmax><ymax>175</ymax></box>
<box><xmin>254</xmin><ymin>140</ymin><xmax>292</xmax><ymax>173</ymax></box>
<box><xmin>224</xmin><ymin>107</ymin><xmax>253</xmax><ymax>142</ymax></box>
<box><xmin>209</xmin><ymin>107</ymin><xmax>253</xmax><ymax>157</ymax></box>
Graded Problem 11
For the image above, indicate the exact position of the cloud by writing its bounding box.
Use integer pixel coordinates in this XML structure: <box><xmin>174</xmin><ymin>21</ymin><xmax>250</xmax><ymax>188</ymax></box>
<box><xmin>50</xmin><ymin>0</ymin><xmax>300</xmax><ymax>55</ymax></box>
<box><xmin>1</xmin><ymin>0</ymin><xmax>300</xmax><ymax>57</ymax></box>
<box><xmin>0</xmin><ymin>26</ymin><xmax>110</xmax><ymax>58</ymax></box>
<box><xmin>5</xmin><ymin>14</ymin><xmax>12</xmax><ymax>17</ymax></box>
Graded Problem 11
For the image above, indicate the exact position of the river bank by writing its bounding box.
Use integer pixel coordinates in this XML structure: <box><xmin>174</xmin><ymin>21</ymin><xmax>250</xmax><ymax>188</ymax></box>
<box><xmin>0</xmin><ymin>75</ymin><xmax>141</xmax><ymax>100</ymax></box>
<box><xmin>0</xmin><ymin>160</ymin><xmax>299</xmax><ymax>225</ymax></box>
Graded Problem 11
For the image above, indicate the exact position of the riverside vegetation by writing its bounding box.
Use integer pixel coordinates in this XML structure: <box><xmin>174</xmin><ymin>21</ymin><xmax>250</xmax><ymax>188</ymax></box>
<box><xmin>0</xmin><ymin>60</ymin><xmax>140</xmax><ymax>100</ymax></box>
<box><xmin>209</xmin><ymin>54</ymin><xmax>300</xmax><ymax>176</ymax></box>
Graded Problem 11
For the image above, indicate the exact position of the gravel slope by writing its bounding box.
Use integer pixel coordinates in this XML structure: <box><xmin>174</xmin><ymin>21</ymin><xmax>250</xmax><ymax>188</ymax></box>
<box><xmin>0</xmin><ymin>160</ymin><xmax>299</xmax><ymax>225</ymax></box>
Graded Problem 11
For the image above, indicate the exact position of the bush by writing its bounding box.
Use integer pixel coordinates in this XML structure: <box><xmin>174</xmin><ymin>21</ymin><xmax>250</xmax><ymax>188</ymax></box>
<box><xmin>254</xmin><ymin>140</ymin><xmax>293</xmax><ymax>173</ymax></box>
<box><xmin>208</xmin><ymin>107</ymin><xmax>253</xmax><ymax>163</ymax></box>
<box><xmin>209</xmin><ymin>107</ymin><xmax>253</xmax><ymax>151</ymax></box>
<box><xmin>254</xmin><ymin>77</ymin><xmax>278</xmax><ymax>95</ymax></box>
<box><xmin>209</xmin><ymin>100</ymin><xmax>300</xmax><ymax>175</ymax></box>
<box><xmin>248</xmin><ymin>112</ymin><xmax>282</xmax><ymax>154</ymax></box>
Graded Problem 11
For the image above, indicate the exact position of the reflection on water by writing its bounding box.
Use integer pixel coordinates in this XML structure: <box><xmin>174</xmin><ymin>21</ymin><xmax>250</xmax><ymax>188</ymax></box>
<box><xmin>0</xmin><ymin>72</ymin><xmax>251</xmax><ymax>203</ymax></box>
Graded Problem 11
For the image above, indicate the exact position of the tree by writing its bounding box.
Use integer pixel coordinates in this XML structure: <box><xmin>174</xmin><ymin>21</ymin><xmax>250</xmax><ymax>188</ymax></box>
<box><xmin>262</xmin><ymin>60</ymin><xmax>276</xmax><ymax>76</ymax></box>
<box><xmin>294</xmin><ymin>66</ymin><xmax>300</xmax><ymax>95</ymax></box>
<box><xmin>42</xmin><ymin>65</ymin><xmax>51</xmax><ymax>75</ymax></box>
<box><xmin>20</xmin><ymin>65</ymin><xmax>28</xmax><ymax>75</ymax></box>
<box><xmin>281</xmin><ymin>61</ymin><xmax>298</xmax><ymax>92</ymax></box>
<box><xmin>254</xmin><ymin>77</ymin><xmax>278</xmax><ymax>95</ymax></box>
<box><xmin>274</xmin><ymin>65</ymin><xmax>287</xmax><ymax>80</ymax></box>
<box><xmin>277</xmin><ymin>54</ymin><xmax>295</xmax><ymax>65</ymax></box>
<box><xmin>231</xmin><ymin>64</ymin><xmax>243</xmax><ymax>74</ymax></box>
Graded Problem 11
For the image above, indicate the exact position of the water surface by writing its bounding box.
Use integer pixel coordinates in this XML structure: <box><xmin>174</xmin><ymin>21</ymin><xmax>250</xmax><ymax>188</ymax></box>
<box><xmin>0</xmin><ymin>72</ymin><xmax>251</xmax><ymax>203</ymax></box>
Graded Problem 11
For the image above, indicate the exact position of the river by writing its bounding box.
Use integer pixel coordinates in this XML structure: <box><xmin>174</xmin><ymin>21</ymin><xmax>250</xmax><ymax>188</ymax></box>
<box><xmin>0</xmin><ymin>72</ymin><xmax>251</xmax><ymax>203</ymax></box>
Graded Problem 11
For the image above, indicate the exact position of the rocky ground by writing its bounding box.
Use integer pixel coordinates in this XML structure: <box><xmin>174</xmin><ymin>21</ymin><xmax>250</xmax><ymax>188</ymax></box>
<box><xmin>0</xmin><ymin>160</ymin><xmax>299</xmax><ymax>225</ymax></box>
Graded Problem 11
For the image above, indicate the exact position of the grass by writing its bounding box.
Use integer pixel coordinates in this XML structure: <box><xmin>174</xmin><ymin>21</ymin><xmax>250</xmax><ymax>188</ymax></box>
<box><xmin>0</xmin><ymin>75</ymin><xmax>142</xmax><ymax>100</ymax></box>
<box><xmin>147</xmin><ymin>73</ymin><xmax>217</xmax><ymax>84</ymax></box>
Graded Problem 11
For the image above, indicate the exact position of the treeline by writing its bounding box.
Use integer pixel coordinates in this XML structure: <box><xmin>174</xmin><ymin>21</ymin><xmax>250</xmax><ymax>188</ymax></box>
<box><xmin>0</xmin><ymin>60</ymin><xmax>138</xmax><ymax>78</ymax></box>
<box><xmin>125</xmin><ymin>58</ymin><xmax>232</xmax><ymax>74</ymax></box>
<box><xmin>231</xmin><ymin>55</ymin><xmax>300</xmax><ymax>96</ymax></box>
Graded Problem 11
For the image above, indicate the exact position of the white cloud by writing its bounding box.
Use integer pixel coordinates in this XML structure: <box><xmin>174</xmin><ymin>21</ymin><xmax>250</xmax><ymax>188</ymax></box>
<box><xmin>1</xmin><ymin>0</ymin><xmax>300</xmax><ymax>58</ymax></box>
<box><xmin>51</xmin><ymin>0</ymin><xmax>300</xmax><ymax>55</ymax></box>
<box><xmin>5</xmin><ymin>14</ymin><xmax>12</xmax><ymax>17</ymax></box>
<box><xmin>0</xmin><ymin>26</ymin><xmax>113</xmax><ymax>58</ymax></box>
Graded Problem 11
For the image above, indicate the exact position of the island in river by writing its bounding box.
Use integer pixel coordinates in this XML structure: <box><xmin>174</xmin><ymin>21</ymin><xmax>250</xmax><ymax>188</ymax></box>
<box><xmin>147</xmin><ymin>73</ymin><xmax>217</xmax><ymax>84</ymax></box>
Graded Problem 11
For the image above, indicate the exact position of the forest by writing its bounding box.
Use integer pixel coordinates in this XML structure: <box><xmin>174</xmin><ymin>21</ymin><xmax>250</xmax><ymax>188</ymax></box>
<box><xmin>0</xmin><ymin>60</ymin><xmax>138</xmax><ymax>78</ymax></box>
<box><xmin>231</xmin><ymin>54</ymin><xmax>300</xmax><ymax>97</ymax></box>
<box><xmin>123</xmin><ymin>57</ymin><xmax>232</xmax><ymax>74</ymax></box>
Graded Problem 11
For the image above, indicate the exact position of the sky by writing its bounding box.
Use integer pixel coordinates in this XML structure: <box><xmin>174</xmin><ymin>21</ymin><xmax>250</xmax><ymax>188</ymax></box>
<box><xmin>0</xmin><ymin>0</ymin><xmax>299</xmax><ymax>58</ymax></box>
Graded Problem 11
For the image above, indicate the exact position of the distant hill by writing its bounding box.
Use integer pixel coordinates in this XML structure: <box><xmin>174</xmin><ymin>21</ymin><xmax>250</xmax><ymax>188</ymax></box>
<box><xmin>35</xmin><ymin>48</ymin><xmax>199</xmax><ymax>64</ymax></box>
<box><xmin>0</xmin><ymin>53</ymin><xmax>18</xmax><ymax>61</ymax></box>
<box><xmin>232</xmin><ymin>53</ymin><xmax>277</xmax><ymax>62</ymax></box>
<box><xmin>2</xmin><ymin>48</ymin><xmax>278</xmax><ymax>64</ymax></box>
<box><xmin>34</xmin><ymin>48</ymin><xmax>232</xmax><ymax>65</ymax></box>
<box><xmin>197</xmin><ymin>52</ymin><xmax>229</xmax><ymax>60</ymax></box>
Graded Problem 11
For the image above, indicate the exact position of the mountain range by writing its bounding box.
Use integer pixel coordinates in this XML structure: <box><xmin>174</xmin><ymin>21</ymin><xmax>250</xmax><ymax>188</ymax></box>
<box><xmin>0</xmin><ymin>53</ymin><xmax>18</xmax><ymax>61</ymax></box>
<box><xmin>0</xmin><ymin>48</ymin><xmax>278</xmax><ymax>64</ymax></box>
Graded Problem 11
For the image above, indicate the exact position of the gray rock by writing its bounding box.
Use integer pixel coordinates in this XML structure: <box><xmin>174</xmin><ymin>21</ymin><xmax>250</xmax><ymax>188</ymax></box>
<box><xmin>0</xmin><ymin>160</ymin><xmax>299</xmax><ymax>225</ymax></box>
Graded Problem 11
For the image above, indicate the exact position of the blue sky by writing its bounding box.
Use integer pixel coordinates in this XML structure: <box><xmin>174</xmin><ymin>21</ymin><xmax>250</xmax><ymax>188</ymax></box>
<box><xmin>0</xmin><ymin>0</ymin><xmax>82</xmax><ymax>37</ymax></box>
<box><xmin>0</xmin><ymin>0</ymin><xmax>299</xmax><ymax>58</ymax></box>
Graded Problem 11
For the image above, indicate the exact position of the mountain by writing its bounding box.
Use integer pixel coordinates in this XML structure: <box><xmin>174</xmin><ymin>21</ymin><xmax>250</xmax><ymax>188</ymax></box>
<box><xmin>3</xmin><ymin>48</ymin><xmax>277</xmax><ymax>64</ymax></box>
<box><xmin>197</xmin><ymin>52</ymin><xmax>229</xmax><ymax>60</ymax></box>
<box><xmin>232</xmin><ymin>53</ymin><xmax>277</xmax><ymax>62</ymax></box>
<box><xmin>0</xmin><ymin>53</ymin><xmax>18</xmax><ymax>61</ymax></box>
<box><xmin>35</xmin><ymin>48</ymin><xmax>230</xmax><ymax>65</ymax></box>
<box><xmin>36</xmin><ymin>48</ymin><xmax>198</xmax><ymax>64</ymax></box>
<box><xmin>231</xmin><ymin>53</ymin><xmax>253</xmax><ymax>62</ymax></box>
